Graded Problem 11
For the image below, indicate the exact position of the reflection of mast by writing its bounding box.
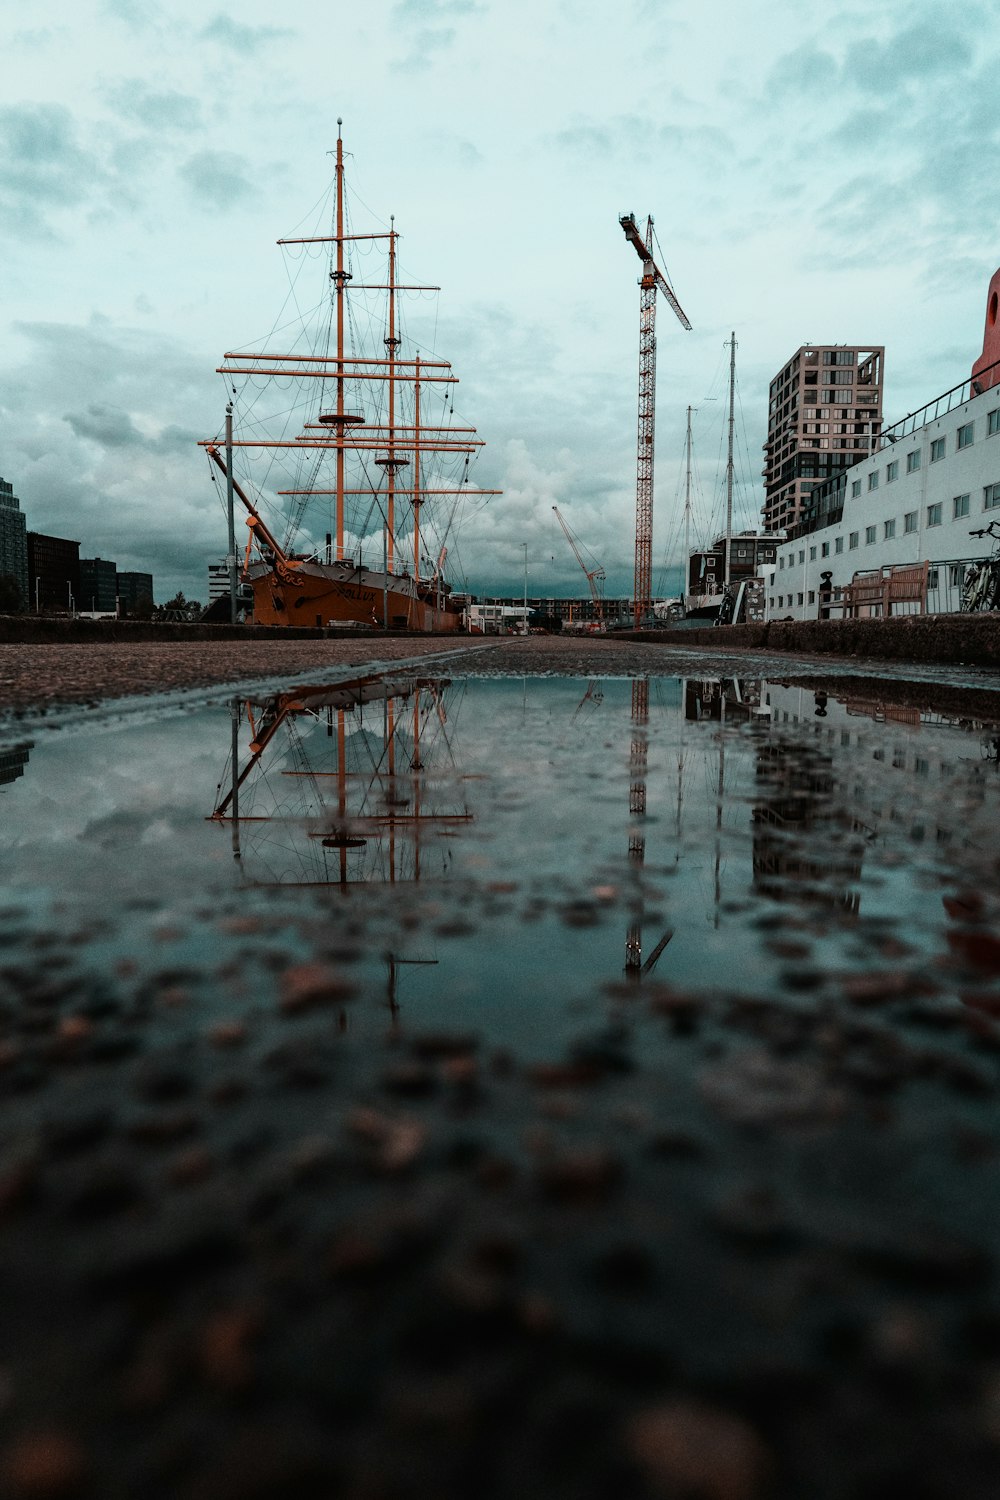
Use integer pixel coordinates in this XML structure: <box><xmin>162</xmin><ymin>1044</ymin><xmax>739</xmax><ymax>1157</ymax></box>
<box><xmin>211</xmin><ymin>676</ymin><xmax>471</xmax><ymax>888</ymax></box>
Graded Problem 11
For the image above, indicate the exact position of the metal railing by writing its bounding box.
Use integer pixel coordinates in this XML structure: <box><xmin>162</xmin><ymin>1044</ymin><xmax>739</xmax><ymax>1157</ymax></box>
<box><xmin>876</xmin><ymin>358</ymin><xmax>1000</xmax><ymax>449</ymax></box>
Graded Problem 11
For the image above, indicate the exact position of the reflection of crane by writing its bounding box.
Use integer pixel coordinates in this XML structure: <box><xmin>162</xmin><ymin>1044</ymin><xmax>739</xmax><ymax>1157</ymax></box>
<box><xmin>626</xmin><ymin>676</ymin><xmax>674</xmax><ymax>977</ymax></box>
<box><xmin>619</xmin><ymin>212</ymin><xmax>691</xmax><ymax>629</ymax></box>
<box><xmin>552</xmin><ymin>506</ymin><xmax>605</xmax><ymax>625</ymax></box>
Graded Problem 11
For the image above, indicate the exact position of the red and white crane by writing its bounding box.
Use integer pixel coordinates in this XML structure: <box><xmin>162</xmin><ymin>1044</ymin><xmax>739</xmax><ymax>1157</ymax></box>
<box><xmin>619</xmin><ymin>212</ymin><xmax>691</xmax><ymax>628</ymax></box>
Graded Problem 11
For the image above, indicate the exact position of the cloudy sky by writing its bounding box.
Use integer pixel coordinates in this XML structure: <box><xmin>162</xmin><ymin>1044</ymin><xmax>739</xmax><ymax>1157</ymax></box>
<box><xmin>2</xmin><ymin>0</ymin><xmax>998</xmax><ymax>603</ymax></box>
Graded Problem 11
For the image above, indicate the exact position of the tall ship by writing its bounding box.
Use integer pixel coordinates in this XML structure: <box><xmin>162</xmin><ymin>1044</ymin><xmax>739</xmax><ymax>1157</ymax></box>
<box><xmin>200</xmin><ymin>123</ymin><xmax>499</xmax><ymax>631</ymax></box>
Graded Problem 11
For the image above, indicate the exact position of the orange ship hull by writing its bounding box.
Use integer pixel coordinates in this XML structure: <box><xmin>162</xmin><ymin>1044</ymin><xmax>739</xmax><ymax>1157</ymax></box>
<box><xmin>247</xmin><ymin>559</ymin><xmax>464</xmax><ymax>632</ymax></box>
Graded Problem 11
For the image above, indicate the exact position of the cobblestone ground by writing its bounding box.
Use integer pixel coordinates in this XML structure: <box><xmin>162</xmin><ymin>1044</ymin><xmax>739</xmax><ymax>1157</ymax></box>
<box><xmin>0</xmin><ymin>638</ymin><xmax>487</xmax><ymax>713</ymax></box>
<box><xmin>3</xmin><ymin>633</ymin><xmax>999</xmax><ymax>719</ymax></box>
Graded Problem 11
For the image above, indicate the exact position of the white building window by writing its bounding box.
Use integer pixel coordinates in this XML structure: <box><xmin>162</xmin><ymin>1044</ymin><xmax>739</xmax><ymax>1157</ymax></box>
<box><xmin>851</xmin><ymin>479</ymin><xmax>861</xmax><ymax>497</ymax></box>
<box><xmin>930</xmin><ymin>437</ymin><xmax>946</xmax><ymax>462</ymax></box>
<box><xmin>907</xmin><ymin>450</ymin><xmax>921</xmax><ymax>472</ymax></box>
<box><xmin>849</xmin><ymin>531</ymin><xmax>859</xmax><ymax>548</ymax></box>
<box><xmin>868</xmin><ymin>471</ymin><xmax>879</xmax><ymax>491</ymax></box>
<box><xmin>865</xmin><ymin>525</ymin><xmax>876</xmax><ymax>544</ymax></box>
<box><xmin>985</xmin><ymin>483</ymin><xmax>1000</xmax><ymax>510</ymax></box>
<box><xmin>886</xmin><ymin>460</ymin><xmax>899</xmax><ymax>482</ymax></box>
<box><xmin>988</xmin><ymin>409</ymin><xmax>1000</xmax><ymax>436</ymax></box>
<box><xmin>954</xmin><ymin>493</ymin><xmax>970</xmax><ymax>518</ymax></box>
<box><xmin>926</xmin><ymin>503</ymin><xmax>942</xmax><ymax>526</ymax></box>
<box><xmin>957</xmin><ymin>422</ymin><xmax>974</xmax><ymax>449</ymax></box>
<box><xmin>904</xmin><ymin>511</ymin><xmax>918</xmax><ymax>533</ymax></box>
<box><xmin>884</xmin><ymin>518</ymin><xmax>896</xmax><ymax>538</ymax></box>
<box><xmin>835</xmin><ymin>537</ymin><xmax>844</xmax><ymax>553</ymax></box>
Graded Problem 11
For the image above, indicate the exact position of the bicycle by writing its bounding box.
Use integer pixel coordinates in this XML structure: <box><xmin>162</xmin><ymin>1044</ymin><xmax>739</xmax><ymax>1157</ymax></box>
<box><xmin>962</xmin><ymin>520</ymin><xmax>1000</xmax><ymax>611</ymax></box>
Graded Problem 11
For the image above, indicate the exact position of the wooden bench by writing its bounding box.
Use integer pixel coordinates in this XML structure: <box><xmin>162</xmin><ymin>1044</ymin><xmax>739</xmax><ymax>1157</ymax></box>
<box><xmin>836</xmin><ymin>561</ymin><xmax>929</xmax><ymax>618</ymax></box>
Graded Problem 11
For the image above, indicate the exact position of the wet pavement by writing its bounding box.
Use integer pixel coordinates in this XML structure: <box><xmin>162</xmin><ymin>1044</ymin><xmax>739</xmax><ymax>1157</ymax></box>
<box><xmin>2</xmin><ymin>645</ymin><xmax>1000</xmax><ymax>1497</ymax></box>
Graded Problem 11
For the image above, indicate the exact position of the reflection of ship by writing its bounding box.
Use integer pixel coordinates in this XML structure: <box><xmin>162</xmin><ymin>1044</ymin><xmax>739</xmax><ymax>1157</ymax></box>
<box><xmin>211</xmin><ymin>676</ymin><xmax>472</xmax><ymax>886</ymax></box>
<box><xmin>199</xmin><ymin>123</ymin><xmax>500</xmax><ymax>632</ymax></box>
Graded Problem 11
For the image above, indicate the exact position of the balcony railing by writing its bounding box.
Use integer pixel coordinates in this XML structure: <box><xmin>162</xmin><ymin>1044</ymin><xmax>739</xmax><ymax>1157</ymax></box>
<box><xmin>876</xmin><ymin>357</ymin><xmax>1000</xmax><ymax>448</ymax></box>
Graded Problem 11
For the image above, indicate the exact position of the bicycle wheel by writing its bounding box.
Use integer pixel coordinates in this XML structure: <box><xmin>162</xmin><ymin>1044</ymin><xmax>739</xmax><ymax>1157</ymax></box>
<box><xmin>962</xmin><ymin>566</ymin><xmax>982</xmax><ymax>611</ymax></box>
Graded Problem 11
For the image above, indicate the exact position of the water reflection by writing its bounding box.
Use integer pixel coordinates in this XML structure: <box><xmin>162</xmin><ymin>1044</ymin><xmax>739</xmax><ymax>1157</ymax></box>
<box><xmin>0</xmin><ymin>740</ymin><xmax>32</xmax><ymax>791</ymax></box>
<box><xmin>2</xmin><ymin>669</ymin><xmax>999</xmax><ymax>1038</ymax></box>
<box><xmin>210</xmin><ymin>676</ymin><xmax>471</xmax><ymax>888</ymax></box>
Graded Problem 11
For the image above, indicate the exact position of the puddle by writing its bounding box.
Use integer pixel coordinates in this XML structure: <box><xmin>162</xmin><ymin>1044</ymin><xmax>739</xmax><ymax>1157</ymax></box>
<box><xmin>3</xmin><ymin>671</ymin><xmax>1000</xmax><ymax>1058</ymax></box>
<box><xmin>3</xmin><ymin>667</ymin><xmax>1000</xmax><ymax>1498</ymax></box>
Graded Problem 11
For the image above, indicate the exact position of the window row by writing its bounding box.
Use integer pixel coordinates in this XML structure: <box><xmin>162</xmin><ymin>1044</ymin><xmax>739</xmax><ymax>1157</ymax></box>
<box><xmin>780</xmin><ymin>491</ymin><xmax>984</xmax><ymax>570</ymax></box>
<box><xmin>847</xmin><ymin>411</ymin><xmax>1000</xmax><ymax>498</ymax></box>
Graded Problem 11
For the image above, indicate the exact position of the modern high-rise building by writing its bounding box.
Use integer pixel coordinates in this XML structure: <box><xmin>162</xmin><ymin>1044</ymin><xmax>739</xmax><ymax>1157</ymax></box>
<box><xmin>27</xmin><ymin>532</ymin><xmax>80</xmax><ymax>612</ymax></box>
<box><xmin>79</xmin><ymin>557</ymin><xmax>118</xmax><ymax>613</ymax></box>
<box><xmin>116</xmin><ymin>571</ymin><xmax>155</xmax><ymax>614</ymax></box>
<box><xmin>762</xmin><ymin>345</ymin><xmax>884</xmax><ymax>533</ymax></box>
<box><xmin>0</xmin><ymin>476</ymin><xmax>29</xmax><ymax>609</ymax></box>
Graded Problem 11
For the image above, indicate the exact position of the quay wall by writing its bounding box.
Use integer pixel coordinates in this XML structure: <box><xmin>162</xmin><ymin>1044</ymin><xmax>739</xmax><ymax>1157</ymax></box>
<box><xmin>631</xmin><ymin>614</ymin><xmax>1000</xmax><ymax>668</ymax></box>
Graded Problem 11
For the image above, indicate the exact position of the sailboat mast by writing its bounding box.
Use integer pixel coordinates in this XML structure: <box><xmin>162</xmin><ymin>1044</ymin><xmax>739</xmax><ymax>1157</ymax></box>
<box><xmin>724</xmin><ymin>332</ymin><xmax>736</xmax><ymax>588</ymax></box>
<box><xmin>386</xmin><ymin>220</ymin><xmax>398</xmax><ymax>578</ymax></box>
<box><xmin>413</xmin><ymin>354</ymin><xmax>421</xmax><ymax>584</ymax></box>
<box><xmin>684</xmin><ymin>404</ymin><xmax>692</xmax><ymax>599</ymax></box>
<box><xmin>334</xmin><ymin>120</ymin><xmax>346</xmax><ymax>563</ymax></box>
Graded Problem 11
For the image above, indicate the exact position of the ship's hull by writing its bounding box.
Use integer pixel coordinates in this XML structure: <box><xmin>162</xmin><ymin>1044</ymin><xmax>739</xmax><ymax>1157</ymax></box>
<box><xmin>246</xmin><ymin>559</ymin><xmax>464</xmax><ymax>632</ymax></box>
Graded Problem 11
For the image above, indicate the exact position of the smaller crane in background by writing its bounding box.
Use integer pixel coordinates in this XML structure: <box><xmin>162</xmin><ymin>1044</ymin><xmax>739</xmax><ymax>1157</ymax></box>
<box><xmin>552</xmin><ymin>506</ymin><xmax>606</xmax><ymax>630</ymax></box>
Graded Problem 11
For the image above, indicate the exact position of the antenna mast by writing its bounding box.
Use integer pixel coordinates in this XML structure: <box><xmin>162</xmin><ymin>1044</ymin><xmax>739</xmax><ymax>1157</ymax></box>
<box><xmin>684</xmin><ymin>404</ymin><xmax>693</xmax><ymax>603</ymax></box>
<box><xmin>725</xmin><ymin>332</ymin><xmax>736</xmax><ymax>589</ymax></box>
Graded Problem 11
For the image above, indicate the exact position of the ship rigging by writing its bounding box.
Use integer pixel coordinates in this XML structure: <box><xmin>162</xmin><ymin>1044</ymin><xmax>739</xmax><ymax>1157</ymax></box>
<box><xmin>199</xmin><ymin>121</ymin><xmax>500</xmax><ymax>632</ymax></box>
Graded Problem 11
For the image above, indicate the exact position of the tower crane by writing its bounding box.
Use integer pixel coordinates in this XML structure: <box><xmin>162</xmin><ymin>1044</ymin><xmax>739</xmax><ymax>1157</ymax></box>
<box><xmin>619</xmin><ymin>212</ymin><xmax>691</xmax><ymax>628</ymax></box>
<box><xmin>552</xmin><ymin>505</ymin><xmax>606</xmax><ymax>627</ymax></box>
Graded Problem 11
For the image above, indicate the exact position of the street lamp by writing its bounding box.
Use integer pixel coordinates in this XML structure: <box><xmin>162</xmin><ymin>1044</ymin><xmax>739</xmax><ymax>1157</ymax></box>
<box><xmin>522</xmin><ymin>542</ymin><xmax>528</xmax><ymax>635</ymax></box>
<box><xmin>34</xmin><ymin>577</ymin><xmax>40</xmax><ymax>614</ymax></box>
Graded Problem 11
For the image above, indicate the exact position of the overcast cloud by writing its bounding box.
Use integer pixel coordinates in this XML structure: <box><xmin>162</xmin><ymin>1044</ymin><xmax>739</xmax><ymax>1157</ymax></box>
<box><xmin>1</xmin><ymin>0</ymin><xmax>998</xmax><ymax>602</ymax></box>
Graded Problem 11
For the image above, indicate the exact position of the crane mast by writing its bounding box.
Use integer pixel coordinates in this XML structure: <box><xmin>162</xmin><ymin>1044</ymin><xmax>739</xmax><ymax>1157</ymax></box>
<box><xmin>619</xmin><ymin>212</ymin><xmax>691</xmax><ymax>628</ymax></box>
<box><xmin>552</xmin><ymin>506</ymin><xmax>605</xmax><ymax>623</ymax></box>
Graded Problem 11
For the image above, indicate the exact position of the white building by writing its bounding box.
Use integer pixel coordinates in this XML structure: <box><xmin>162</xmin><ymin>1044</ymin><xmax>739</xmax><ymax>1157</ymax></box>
<box><xmin>768</xmin><ymin>266</ymin><xmax>1000</xmax><ymax>621</ymax></box>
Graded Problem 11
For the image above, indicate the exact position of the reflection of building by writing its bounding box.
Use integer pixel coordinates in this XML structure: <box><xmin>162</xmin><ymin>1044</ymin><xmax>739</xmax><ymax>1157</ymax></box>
<box><xmin>117</xmin><ymin>571</ymin><xmax>154</xmax><ymax>614</ymax></box>
<box><xmin>27</xmin><ymin>532</ymin><xmax>80</xmax><ymax>612</ymax></box>
<box><xmin>752</xmin><ymin>737</ymin><xmax>865</xmax><ymax>915</ymax></box>
<box><xmin>685</xmin><ymin>678</ymin><xmax>761</xmax><ymax>723</ymax></box>
<box><xmin>0</xmin><ymin>477</ymin><xmax>29</xmax><ymax>609</ymax></box>
<box><xmin>763</xmin><ymin>344</ymin><xmax>884</xmax><ymax>534</ymax></box>
<box><xmin>0</xmin><ymin>742</ymin><xmax>32</xmax><ymax>790</ymax></box>
<box><xmin>79</xmin><ymin>557</ymin><xmax>118</xmax><ymax>614</ymax></box>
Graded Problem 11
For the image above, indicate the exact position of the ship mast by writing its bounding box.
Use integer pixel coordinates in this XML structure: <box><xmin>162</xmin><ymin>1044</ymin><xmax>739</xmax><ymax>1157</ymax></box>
<box><xmin>413</xmin><ymin>354</ymin><xmax>422</xmax><ymax>583</ymax></box>
<box><xmin>684</xmin><ymin>404</ymin><xmax>692</xmax><ymax>601</ymax></box>
<box><xmin>334</xmin><ymin>119</ymin><xmax>347</xmax><ymax>561</ymax></box>
<box><xmin>201</xmin><ymin>126</ymin><xmax>503</xmax><ymax>610</ymax></box>
<box><xmin>724</xmin><ymin>332</ymin><xmax>736</xmax><ymax>589</ymax></box>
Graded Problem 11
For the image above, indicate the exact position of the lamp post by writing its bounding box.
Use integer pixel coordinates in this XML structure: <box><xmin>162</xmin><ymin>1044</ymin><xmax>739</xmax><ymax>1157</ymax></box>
<box><xmin>522</xmin><ymin>543</ymin><xmax>528</xmax><ymax>635</ymax></box>
<box><xmin>34</xmin><ymin>577</ymin><xmax>40</xmax><ymax>614</ymax></box>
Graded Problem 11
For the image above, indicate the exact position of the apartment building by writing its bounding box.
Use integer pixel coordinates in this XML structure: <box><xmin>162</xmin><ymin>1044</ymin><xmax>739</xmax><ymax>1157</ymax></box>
<box><xmin>762</xmin><ymin>345</ymin><xmax>884</xmax><ymax>533</ymax></box>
